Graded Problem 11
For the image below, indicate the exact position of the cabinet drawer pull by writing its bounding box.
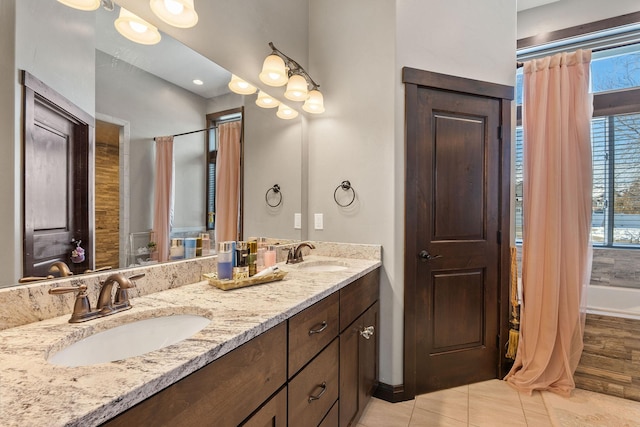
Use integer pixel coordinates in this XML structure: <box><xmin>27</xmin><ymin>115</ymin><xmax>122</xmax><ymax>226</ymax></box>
<box><xmin>308</xmin><ymin>320</ymin><xmax>328</xmax><ymax>335</ymax></box>
<box><xmin>360</xmin><ymin>325</ymin><xmax>375</xmax><ymax>340</ymax></box>
<box><xmin>308</xmin><ymin>382</ymin><xmax>327</xmax><ymax>403</ymax></box>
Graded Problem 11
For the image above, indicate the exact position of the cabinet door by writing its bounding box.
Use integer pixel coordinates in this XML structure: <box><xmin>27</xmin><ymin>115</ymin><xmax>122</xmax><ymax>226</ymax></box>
<box><xmin>339</xmin><ymin>302</ymin><xmax>379</xmax><ymax>427</ymax></box>
<box><xmin>241</xmin><ymin>386</ymin><xmax>287</xmax><ymax>427</ymax></box>
<box><xmin>359</xmin><ymin>301</ymin><xmax>379</xmax><ymax>415</ymax></box>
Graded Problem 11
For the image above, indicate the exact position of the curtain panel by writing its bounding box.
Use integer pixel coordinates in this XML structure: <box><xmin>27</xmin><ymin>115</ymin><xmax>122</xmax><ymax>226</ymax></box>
<box><xmin>505</xmin><ymin>49</ymin><xmax>593</xmax><ymax>396</ymax></box>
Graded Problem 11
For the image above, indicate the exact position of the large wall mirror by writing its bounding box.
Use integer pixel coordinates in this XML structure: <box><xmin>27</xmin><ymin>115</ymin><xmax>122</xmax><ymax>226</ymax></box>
<box><xmin>2</xmin><ymin>0</ymin><xmax>303</xmax><ymax>287</ymax></box>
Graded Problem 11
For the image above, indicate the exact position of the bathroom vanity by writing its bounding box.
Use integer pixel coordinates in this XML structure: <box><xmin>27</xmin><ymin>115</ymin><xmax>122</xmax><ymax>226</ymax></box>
<box><xmin>0</xmin><ymin>244</ymin><xmax>381</xmax><ymax>427</ymax></box>
<box><xmin>104</xmin><ymin>269</ymin><xmax>379</xmax><ymax>427</ymax></box>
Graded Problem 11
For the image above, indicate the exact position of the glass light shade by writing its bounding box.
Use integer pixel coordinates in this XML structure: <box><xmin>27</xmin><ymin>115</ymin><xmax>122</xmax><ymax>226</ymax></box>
<box><xmin>150</xmin><ymin>0</ymin><xmax>199</xmax><ymax>28</ymax></box>
<box><xmin>259</xmin><ymin>55</ymin><xmax>288</xmax><ymax>87</ymax></box>
<box><xmin>255</xmin><ymin>91</ymin><xmax>280</xmax><ymax>109</ymax></box>
<box><xmin>115</xmin><ymin>8</ymin><xmax>161</xmax><ymax>45</ymax></box>
<box><xmin>303</xmin><ymin>90</ymin><xmax>325</xmax><ymax>114</ymax></box>
<box><xmin>57</xmin><ymin>0</ymin><xmax>100</xmax><ymax>10</ymax></box>
<box><xmin>228</xmin><ymin>75</ymin><xmax>257</xmax><ymax>95</ymax></box>
<box><xmin>276</xmin><ymin>104</ymin><xmax>298</xmax><ymax>120</ymax></box>
<box><xmin>284</xmin><ymin>74</ymin><xmax>309</xmax><ymax>101</ymax></box>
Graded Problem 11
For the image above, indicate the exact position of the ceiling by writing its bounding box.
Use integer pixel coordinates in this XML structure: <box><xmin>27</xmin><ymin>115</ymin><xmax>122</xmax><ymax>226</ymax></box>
<box><xmin>95</xmin><ymin>5</ymin><xmax>231</xmax><ymax>99</ymax></box>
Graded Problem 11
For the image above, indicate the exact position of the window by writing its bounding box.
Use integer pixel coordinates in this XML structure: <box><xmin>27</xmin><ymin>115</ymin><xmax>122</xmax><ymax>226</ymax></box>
<box><xmin>205</xmin><ymin>109</ymin><xmax>243</xmax><ymax>232</ymax></box>
<box><xmin>515</xmin><ymin>42</ymin><xmax>640</xmax><ymax>247</ymax></box>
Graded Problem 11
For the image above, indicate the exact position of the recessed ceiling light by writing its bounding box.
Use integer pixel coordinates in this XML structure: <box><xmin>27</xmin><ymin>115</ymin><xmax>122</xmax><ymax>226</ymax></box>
<box><xmin>193</xmin><ymin>79</ymin><xmax>204</xmax><ymax>85</ymax></box>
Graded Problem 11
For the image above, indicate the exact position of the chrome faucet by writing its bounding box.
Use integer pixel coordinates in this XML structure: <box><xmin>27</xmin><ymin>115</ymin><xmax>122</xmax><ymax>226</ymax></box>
<box><xmin>287</xmin><ymin>242</ymin><xmax>316</xmax><ymax>264</ymax></box>
<box><xmin>97</xmin><ymin>273</ymin><xmax>145</xmax><ymax>314</ymax></box>
<box><xmin>49</xmin><ymin>261</ymin><xmax>73</xmax><ymax>277</ymax></box>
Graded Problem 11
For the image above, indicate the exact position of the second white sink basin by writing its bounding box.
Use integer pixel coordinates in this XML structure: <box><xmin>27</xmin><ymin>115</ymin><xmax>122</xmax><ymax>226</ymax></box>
<box><xmin>48</xmin><ymin>314</ymin><xmax>211</xmax><ymax>367</ymax></box>
<box><xmin>294</xmin><ymin>260</ymin><xmax>349</xmax><ymax>272</ymax></box>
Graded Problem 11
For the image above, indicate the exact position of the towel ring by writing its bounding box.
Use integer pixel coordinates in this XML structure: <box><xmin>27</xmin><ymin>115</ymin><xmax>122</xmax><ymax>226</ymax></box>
<box><xmin>265</xmin><ymin>184</ymin><xmax>283</xmax><ymax>207</ymax></box>
<box><xmin>334</xmin><ymin>180</ymin><xmax>356</xmax><ymax>207</ymax></box>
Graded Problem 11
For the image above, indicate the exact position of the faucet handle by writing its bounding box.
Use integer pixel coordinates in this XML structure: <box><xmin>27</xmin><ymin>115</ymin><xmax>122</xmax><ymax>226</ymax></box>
<box><xmin>48</xmin><ymin>284</ymin><xmax>98</xmax><ymax>323</ymax></box>
<box><xmin>114</xmin><ymin>273</ymin><xmax>145</xmax><ymax>305</ymax></box>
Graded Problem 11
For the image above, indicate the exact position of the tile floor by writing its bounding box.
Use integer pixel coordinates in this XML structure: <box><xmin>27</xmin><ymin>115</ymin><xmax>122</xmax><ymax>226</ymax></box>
<box><xmin>357</xmin><ymin>379</ymin><xmax>640</xmax><ymax>427</ymax></box>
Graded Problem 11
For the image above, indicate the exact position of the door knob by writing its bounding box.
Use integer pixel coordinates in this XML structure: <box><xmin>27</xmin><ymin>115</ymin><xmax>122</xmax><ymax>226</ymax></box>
<box><xmin>419</xmin><ymin>250</ymin><xmax>442</xmax><ymax>261</ymax></box>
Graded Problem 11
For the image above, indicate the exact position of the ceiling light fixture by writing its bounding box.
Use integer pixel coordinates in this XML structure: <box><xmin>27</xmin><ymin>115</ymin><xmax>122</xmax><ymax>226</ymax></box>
<box><xmin>276</xmin><ymin>103</ymin><xmax>299</xmax><ymax>120</ymax></box>
<box><xmin>228</xmin><ymin>74</ymin><xmax>257</xmax><ymax>95</ymax></box>
<box><xmin>193</xmin><ymin>79</ymin><xmax>204</xmax><ymax>85</ymax></box>
<box><xmin>256</xmin><ymin>91</ymin><xmax>280</xmax><ymax>108</ymax></box>
<box><xmin>56</xmin><ymin>0</ymin><xmax>101</xmax><ymax>11</ymax></box>
<box><xmin>255</xmin><ymin>91</ymin><xmax>280</xmax><ymax>108</ymax></box>
<box><xmin>150</xmin><ymin>0</ymin><xmax>199</xmax><ymax>28</ymax></box>
<box><xmin>115</xmin><ymin>7</ymin><xmax>161</xmax><ymax>45</ymax></box>
<box><xmin>258</xmin><ymin>42</ymin><xmax>324</xmax><ymax>114</ymax></box>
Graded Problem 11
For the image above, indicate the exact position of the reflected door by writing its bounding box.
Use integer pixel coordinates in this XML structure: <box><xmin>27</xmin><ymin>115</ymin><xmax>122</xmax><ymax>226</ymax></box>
<box><xmin>23</xmin><ymin>72</ymin><xmax>93</xmax><ymax>277</ymax></box>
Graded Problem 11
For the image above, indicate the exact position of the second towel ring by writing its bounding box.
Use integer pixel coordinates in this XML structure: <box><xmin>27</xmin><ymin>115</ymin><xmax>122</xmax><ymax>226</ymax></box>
<box><xmin>265</xmin><ymin>184</ymin><xmax>283</xmax><ymax>207</ymax></box>
<box><xmin>334</xmin><ymin>180</ymin><xmax>356</xmax><ymax>207</ymax></box>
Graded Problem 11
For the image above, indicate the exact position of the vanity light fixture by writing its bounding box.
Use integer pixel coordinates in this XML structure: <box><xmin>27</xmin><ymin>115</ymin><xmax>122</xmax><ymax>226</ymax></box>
<box><xmin>56</xmin><ymin>0</ymin><xmax>101</xmax><ymax>11</ymax></box>
<box><xmin>228</xmin><ymin>75</ymin><xmax>257</xmax><ymax>95</ymax></box>
<box><xmin>284</xmin><ymin>74</ymin><xmax>308</xmax><ymax>101</ymax></box>
<box><xmin>276</xmin><ymin>103</ymin><xmax>298</xmax><ymax>120</ymax></box>
<box><xmin>259</xmin><ymin>42</ymin><xmax>324</xmax><ymax>114</ymax></box>
<box><xmin>303</xmin><ymin>90</ymin><xmax>325</xmax><ymax>114</ymax></box>
<box><xmin>150</xmin><ymin>0</ymin><xmax>199</xmax><ymax>28</ymax></box>
<box><xmin>255</xmin><ymin>91</ymin><xmax>280</xmax><ymax>108</ymax></box>
<box><xmin>115</xmin><ymin>7</ymin><xmax>161</xmax><ymax>45</ymax></box>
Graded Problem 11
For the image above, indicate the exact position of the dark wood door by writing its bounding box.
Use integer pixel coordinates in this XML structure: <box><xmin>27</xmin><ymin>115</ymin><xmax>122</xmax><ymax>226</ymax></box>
<box><xmin>404</xmin><ymin>68</ymin><xmax>512</xmax><ymax>397</ymax></box>
<box><xmin>23</xmin><ymin>72</ymin><xmax>93</xmax><ymax>277</ymax></box>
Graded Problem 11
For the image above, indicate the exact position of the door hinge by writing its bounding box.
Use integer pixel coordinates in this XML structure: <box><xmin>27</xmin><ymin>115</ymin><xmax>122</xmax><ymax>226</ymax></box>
<box><xmin>497</xmin><ymin>230</ymin><xmax>502</xmax><ymax>244</ymax></box>
<box><xmin>497</xmin><ymin>125</ymin><xmax>503</xmax><ymax>140</ymax></box>
<box><xmin>497</xmin><ymin>334</ymin><xmax>501</xmax><ymax>348</ymax></box>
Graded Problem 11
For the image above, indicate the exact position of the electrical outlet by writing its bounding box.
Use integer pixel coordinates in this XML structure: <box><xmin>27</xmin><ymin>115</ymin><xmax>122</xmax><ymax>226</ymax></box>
<box><xmin>294</xmin><ymin>213</ymin><xmax>302</xmax><ymax>229</ymax></box>
<box><xmin>314</xmin><ymin>213</ymin><xmax>323</xmax><ymax>230</ymax></box>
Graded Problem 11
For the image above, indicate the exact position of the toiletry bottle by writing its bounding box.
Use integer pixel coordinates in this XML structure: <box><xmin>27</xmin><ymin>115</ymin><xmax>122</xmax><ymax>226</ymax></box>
<box><xmin>184</xmin><ymin>238</ymin><xmax>197</xmax><ymax>259</ymax></box>
<box><xmin>256</xmin><ymin>247</ymin><xmax>266</xmax><ymax>273</ymax></box>
<box><xmin>264</xmin><ymin>245</ymin><xmax>277</xmax><ymax>267</ymax></box>
<box><xmin>217</xmin><ymin>242</ymin><xmax>234</xmax><ymax>280</ymax></box>
<box><xmin>170</xmin><ymin>238</ymin><xmax>184</xmax><ymax>260</ymax></box>
<box><xmin>248</xmin><ymin>240</ymin><xmax>257</xmax><ymax>276</ymax></box>
<box><xmin>200</xmin><ymin>233</ymin><xmax>210</xmax><ymax>256</ymax></box>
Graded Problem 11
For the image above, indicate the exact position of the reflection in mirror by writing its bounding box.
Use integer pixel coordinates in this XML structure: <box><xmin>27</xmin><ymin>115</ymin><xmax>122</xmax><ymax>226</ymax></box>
<box><xmin>2</xmin><ymin>0</ymin><xmax>303</xmax><ymax>287</ymax></box>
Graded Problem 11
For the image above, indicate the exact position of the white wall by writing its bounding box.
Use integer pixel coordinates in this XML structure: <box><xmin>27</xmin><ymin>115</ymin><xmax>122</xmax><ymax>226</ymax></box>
<box><xmin>308</xmin><ymin>0</ymin><xmax>516</xmax><ymax>386</ymax></box>
<box><xmin>518</xmin><ymin>0</ymin><xmax>640</xmax><ymax>39</ymax></box>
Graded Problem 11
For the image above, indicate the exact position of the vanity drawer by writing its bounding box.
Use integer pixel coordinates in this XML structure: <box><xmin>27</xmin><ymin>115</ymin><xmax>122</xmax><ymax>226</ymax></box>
<box><xmin>288</xmin><ymin>292</ymin><xmax>339</xmax><ymax>377</ymax></box>
<box><xmin>340</xmin><ymin>269</ymin><xmax>379</xmax><ymax>332</ymax></box>
<box><xmin>288</xmin><ymin>338</ymin><xmax>339</xmax><ymax>427</ymax></box>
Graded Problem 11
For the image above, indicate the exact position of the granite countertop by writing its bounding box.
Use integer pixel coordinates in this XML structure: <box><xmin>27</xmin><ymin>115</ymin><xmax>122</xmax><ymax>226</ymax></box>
<box><xmin>0</xmin><ymin>256</ymin><xmax>381</xmax><ymax>427</ymax></box>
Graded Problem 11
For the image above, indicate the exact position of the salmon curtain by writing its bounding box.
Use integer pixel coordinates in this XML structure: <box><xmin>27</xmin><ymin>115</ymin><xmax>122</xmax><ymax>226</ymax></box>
<box><xmin>215</xmin><ymin>121</ymin><xmax>242</xmax><ymax>243</ymax></box>
<box><xmin>505</xmin><ymin>50</ymin><xmax>593</xmax><ymax>396</ymax></box>
<box><xmin>152</xmin><ymin>136</ymin><xmax>174</xmax><ymax>262</ymax></box>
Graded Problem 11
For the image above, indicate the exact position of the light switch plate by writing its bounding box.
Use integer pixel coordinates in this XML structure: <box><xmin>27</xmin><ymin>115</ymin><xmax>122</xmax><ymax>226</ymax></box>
<box><xmin>294</xmin><ymin>213</ymin><xmax>302</xmax><ymax>229</ymax></box>
<box><xmin>314</xmin><ymin>213</ymin><xmax>323</xmax><ymax>230</ymax></box>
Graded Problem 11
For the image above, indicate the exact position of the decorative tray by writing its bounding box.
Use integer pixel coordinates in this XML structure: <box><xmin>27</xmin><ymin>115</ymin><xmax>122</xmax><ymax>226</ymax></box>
<box><xmin>202</xmin><ymin>270</ymin><xmax>288</xmax><ymax>291</ymax></box>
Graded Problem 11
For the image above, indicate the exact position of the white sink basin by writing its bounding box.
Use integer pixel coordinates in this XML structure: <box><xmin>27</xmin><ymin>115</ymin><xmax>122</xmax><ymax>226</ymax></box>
<box><xmin>48</xmin><ymin>314</ymin><xmax>211</xmax><ymax>367</ymax></box>
<box><xmin>294</xmin><ymin>260</ymin><xmax>349</xmax><ymax>272</ymax></box>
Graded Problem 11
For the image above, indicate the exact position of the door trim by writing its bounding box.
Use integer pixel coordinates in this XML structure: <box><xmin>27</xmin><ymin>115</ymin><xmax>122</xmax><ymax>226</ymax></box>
<box><xmin>402</xmin><ymin>67</ymin><xmax>513</xmax><ymax>399</ymax></box>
